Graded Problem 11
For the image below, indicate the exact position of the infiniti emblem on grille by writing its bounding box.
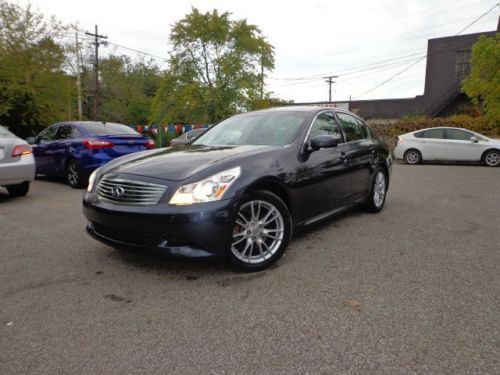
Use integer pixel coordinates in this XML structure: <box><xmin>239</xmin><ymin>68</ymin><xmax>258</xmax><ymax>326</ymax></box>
<box><xmin>111</xmin><ymin>186</ymin><xmax>125</xmax><ymax>197</ymax></box>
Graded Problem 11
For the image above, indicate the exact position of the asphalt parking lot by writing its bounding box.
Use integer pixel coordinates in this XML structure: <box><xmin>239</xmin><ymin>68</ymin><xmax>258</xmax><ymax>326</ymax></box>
<box><xmin>1</xmin><ymin>164</ymin><xmax>499</xmax><ymax>374</ymax></box>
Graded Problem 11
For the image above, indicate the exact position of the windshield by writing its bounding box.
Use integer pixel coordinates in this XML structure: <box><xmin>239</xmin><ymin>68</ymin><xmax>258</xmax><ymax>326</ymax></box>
<box><xmin>81</xmin><ymin>122</ymin><xmax>139</xmax><ymax>136</ymax></box>
<box><xmin>193</xmin><ymin>112</ymin><xmax>308</xmax><ymax>146</ymax></box>
<box><xmin>0</xmin><ymin>126</ymin><xmax>16</xmax><ymax>138</ymax></box>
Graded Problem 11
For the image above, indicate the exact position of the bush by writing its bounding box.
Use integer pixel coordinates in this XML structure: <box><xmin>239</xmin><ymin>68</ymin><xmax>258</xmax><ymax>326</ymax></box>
<box><xmin>368</xmin><ymin>115</ymin><xmax>499</xmax><ymax>150</ymax></box>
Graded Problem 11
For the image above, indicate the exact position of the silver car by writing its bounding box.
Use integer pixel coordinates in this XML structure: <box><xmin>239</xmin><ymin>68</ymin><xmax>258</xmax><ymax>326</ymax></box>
<box><xmin>0</xmin><ymin>126</ymin><xmax>36</xmax><ymax>196</ymax></box>
<box><xmin>394</xmin><ymin>127</ymin><xmax>500</xmax><ymax>167</ymax></box>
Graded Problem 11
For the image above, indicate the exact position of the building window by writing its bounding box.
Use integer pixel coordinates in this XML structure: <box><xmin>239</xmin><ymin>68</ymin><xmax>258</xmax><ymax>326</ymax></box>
<box><xmin>455</xmin><ymin>50</ymin><xmax>471</xmax><ymax>80</ymax></box>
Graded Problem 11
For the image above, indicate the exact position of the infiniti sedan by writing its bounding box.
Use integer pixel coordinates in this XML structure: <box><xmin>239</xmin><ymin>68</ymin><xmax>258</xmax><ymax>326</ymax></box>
<box><xmin>83</xmin><ymin>107</ymin><xmax>392</xmax><ymax>271</ymax></box>
<box><xmin>394</xmin><ymin>127</ymin><xmax>500</xmax><ymax>167</ymax></box>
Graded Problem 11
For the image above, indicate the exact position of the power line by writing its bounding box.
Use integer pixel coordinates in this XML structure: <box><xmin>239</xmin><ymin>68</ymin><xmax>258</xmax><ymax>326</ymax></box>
<box><xmin>352</xmin><ymin>3</ymin><xmax>499</xmax><ymax>99</ymax></box>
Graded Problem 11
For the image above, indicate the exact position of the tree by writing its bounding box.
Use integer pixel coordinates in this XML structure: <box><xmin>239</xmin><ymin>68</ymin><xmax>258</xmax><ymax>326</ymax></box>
<box><xmin>150</xmin><ymin>8</ymin><xmax>274</xmax><ymax>124</ymax></box>
<box><xmin>462</xmin><ymin>34</ymin><xmax>500</xmax><ymax>126</ymax></box>
<box><xmin>0</xmin><ymin>1</ymin><xmax>75</xmax><ymax>137</ymax></box>
<box><xmin>99</xmin><ymin>55</ymin><xmax>161</xmax><ymax>124</ymax></box>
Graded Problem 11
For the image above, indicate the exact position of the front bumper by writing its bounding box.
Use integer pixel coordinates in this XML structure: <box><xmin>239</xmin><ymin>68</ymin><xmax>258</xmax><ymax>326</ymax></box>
<box><xmin>83</xmin><ymin>192</ymin><xmax>239</xmax><ymax>257</ymax></box>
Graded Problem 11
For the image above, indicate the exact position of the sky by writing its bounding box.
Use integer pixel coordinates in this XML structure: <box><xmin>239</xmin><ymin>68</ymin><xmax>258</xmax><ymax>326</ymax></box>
<box><xmin>15</xmin><ymin>0</ymin><xmax>499</xmax><ymax>103</ymax></box>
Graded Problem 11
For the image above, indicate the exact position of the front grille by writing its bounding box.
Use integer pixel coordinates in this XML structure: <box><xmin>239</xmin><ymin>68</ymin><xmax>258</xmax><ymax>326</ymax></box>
<box><xmin>96</xmin><ymin>176</ymin><xmax>166</xmax><ymax>205</ymax></box>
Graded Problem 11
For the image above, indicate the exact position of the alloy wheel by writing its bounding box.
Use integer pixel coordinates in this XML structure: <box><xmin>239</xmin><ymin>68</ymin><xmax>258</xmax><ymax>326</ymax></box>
<box><xmin>373</xmin><ymin>171</ymin><xmax>386</xmax><ymax>208</ymax></box>
<box><xmin>67</xmin><ymin>162</ymin><xmax>79</xmax><ymax>186</ymax></box>
<box><xmin>405</xmin><ymin>150</ymin><xmax>420</xmax><ymax>164</ymax></box>
<box><xmin>485</xmin><ymin>151</ymin><xmax>500</xmax><ymax>167</ymax></box>
<box><xmin>231</xmin><ymin>200</ymin><xmax>284</xmax><ymax>264</ymax></box>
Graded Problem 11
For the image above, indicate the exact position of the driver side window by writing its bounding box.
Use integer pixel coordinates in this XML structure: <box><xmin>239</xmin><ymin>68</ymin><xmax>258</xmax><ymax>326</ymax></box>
<box><xmin>36</xmin><ymin>126</ymin><xmax>57</xmax><ymax>143</ymax></box>
<box><xmin>308</xmin><ymin>112</ymin><xmax>343</xmax><ymax>142</ymax></box>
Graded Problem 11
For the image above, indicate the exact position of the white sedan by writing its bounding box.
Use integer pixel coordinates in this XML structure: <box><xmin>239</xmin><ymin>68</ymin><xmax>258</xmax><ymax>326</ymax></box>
<box><xmin>394</xmin><ymin>127</ymin><xmax>500</xmax><ymax>167</ymax></box>
<box><xmin>0</xmin><ymin>126</ymin><xmax>36</xmax><ymax>196</ymax></box>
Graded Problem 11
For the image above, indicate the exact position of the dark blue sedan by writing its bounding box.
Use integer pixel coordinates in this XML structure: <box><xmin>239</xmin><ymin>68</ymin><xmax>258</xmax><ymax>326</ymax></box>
<box><xmin>28</xmin><ymin>121</ymin><xmax>155</xmax><ymax>188</ymax></box>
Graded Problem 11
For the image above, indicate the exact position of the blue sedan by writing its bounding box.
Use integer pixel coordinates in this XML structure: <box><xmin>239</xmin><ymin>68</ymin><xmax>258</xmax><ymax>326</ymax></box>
<box><xmin>28</xmin><ymin>121</ymin><xmax>155</xmax><ymax>188</ymax></box>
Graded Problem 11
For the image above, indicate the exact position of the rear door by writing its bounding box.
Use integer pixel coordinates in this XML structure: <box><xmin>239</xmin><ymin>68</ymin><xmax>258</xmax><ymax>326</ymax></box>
<box><xmin>52</xmin><ymin>124</ymin><xmax>74</xmax><ymax>174</ymax></box>
<box><xmin>335</xmin><ymin>112</ymin><xmax>374</xmax><ymax>202</ymax></box>
<box><xmin>444</xmin><ymin>128</ymin><xmax>482</xmax><ymax>161</ymax></box>
<box><xmin>415</xmin><ymin>128</ymin><xmax>447</xmax><ymax>160</ymax></box>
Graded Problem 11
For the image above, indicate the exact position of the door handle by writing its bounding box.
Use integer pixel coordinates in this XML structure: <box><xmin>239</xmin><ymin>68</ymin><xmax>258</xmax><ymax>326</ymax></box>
<box><xmin>369</xmin><ymin>146</ymin><xmax>376</xmax><ymax>154</ymax></box>
<box><xmin>340</xmin><ymin>152</ymin><xmax>348</xmax><ymax>161</ymax></box>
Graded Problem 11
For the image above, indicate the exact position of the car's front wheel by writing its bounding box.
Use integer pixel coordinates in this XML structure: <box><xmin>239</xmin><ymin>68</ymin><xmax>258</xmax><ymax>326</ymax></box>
<box><xmin>229</xmin><ymin>190</ymin><xmax>292</xmax><ymax>272</ymax></box>
<box><xmin>6</xmin><ymin>181</ymin><xmax>30</xmax><ymax>197</ymax></box>
<box><xmin>483</xmin><ymin>150</ymin><xmax>500</xmax><ymax>167</ymax></box>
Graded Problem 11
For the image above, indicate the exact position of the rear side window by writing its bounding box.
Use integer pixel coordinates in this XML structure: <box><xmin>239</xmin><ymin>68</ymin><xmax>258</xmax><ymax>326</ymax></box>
<box><xmin>336</xmin><ymin>112</ymin><xmax>368</xmax><ymax>141</ymax></box>
<box><xmin>82</xmin><ymin>123</ymin><xmax>139</xmax><ymax>136</ymax></box>
<box><xmin>55</xmin><ymin>125</ymin><xmax>73</xmax><ymax>140</ymax></box>
<box><xmin>0</xmin><ymin>126</ymin><xmax>15</xmax><ymax>138</ymax></box>
<box><xmin>415</xmin><ymin>129</ymin><xmax>445</xmax><ymax>139</ymax></box>
<box><xmin>446</xmin><ymin>129</ymin><xmax>473</xmax><ymax>140</ymax></box>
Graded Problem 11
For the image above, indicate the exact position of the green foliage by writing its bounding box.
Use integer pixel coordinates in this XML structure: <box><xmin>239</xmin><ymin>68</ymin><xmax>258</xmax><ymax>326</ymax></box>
<box><xmin>369</xmin><ymin>115</ymin><xmax>499</xmax><ymax>150</ymax></box>
<box><xmin>99</xmin><ymin>55</ymin><xmax>161</xmax><ymax>125</ymax></box>
<box><xmin>150</xmin><ymin>7</ymin><xmax>275</xmax><ymax>124</ymax></box>
<box><xmin>0</xmin><ymin>1</ymin><xmax>75</xmax><ymax>137</ymax></box>
<box><xmin>462</xmin><ymin>34</ymin><xmax>500</xmax><ymax>126</ymax></box>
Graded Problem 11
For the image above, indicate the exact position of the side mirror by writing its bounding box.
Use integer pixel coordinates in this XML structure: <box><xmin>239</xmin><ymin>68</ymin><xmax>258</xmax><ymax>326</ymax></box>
<box><xmin>26</xmin><ymin>136</ymin><xmax>36</xmax><ymax>144</ymax></box>
<box><xmin>470</xmin><ymin>136</ymin><xmax>479</xmax><ymax>143</ymax></box>
<box><xmin>310</xmin><ymin>135</ymin><xmax>340</xmax><ymax>150</ymax></box>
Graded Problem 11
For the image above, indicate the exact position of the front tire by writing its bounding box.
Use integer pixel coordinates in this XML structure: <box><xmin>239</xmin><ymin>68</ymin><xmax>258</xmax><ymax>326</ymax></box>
<box><xmin>6</xmin><ymin>181</ymin><xmax>30</xmax><ymax>197</ymax></box>
<box><xmin>66</xmin><ymin>159</ymin><xmax>86</xmax><ymax>188</ymax></box>
<box><xmin>229</xmin><ymin>190</ymin><xmax>292</xmax><ymax>272</ymax></box>
<box><xmin>404</xmin><ymin>149</ymin><xmax>422</xmax><ymax>165</ymax></box>
<box><xmin>483</xmin><ymin>150</ymin><xmax>500</xmax><ymax>167</ymax></box>
<box><xmin>363</xmin><ymin>168</ymin><xmax>388</xmax><ymax>213</ymax></box>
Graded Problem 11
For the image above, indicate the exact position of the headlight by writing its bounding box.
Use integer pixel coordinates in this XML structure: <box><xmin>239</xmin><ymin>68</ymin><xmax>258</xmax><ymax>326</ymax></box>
<box><xmin>169</xmin><ymin>166</ymin><xmax>241</xmax><ymax>205</ymax></box>
<box><xmin>87</xmin><ymin>170</ymin><xmax>98</xmax><ymax>192</ymax></box>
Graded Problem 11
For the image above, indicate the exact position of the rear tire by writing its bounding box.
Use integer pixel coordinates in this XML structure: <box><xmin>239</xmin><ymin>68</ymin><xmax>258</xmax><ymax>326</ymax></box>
<box><xmin>404</xmin><ymin>149</ymin><xmax>422</xmax><ymax>165</ymax></box>
<box><xmin>228</xmin><ymin>190</ymin><xmax>292</xmax><ymax>272</ymax></box>
<box><xmin>363</xmin><ymin>168</ymin><xmax>388</xmax><ymax>213</ymax></box>
<box><xmin>6</xmin><ymin>181</ymin><xmax>30</xmax><ymax>197</ymax></box>
<box><xmin>66</xmin><ymin>159</ymin><xmax>86</xmax><ymax>189</ymax></box>
<box><xmin>483</xmin><ymin>150</ymin><xmax>500</xmax><ymax>167</ymax></box>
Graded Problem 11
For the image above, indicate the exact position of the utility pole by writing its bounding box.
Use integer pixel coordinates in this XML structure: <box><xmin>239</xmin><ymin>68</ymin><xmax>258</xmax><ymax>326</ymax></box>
<box><xmin>260</xmin><ymin>55</ymin><xmax>264</xmax><ymax>100</ymax></box>
<box><xmin>75</xmin><ymin>33</ymin><xmax>82</xmax><ymax>120</ymax></box>
<box><xmin>324</xmin><ymin>75</ymin><xmax>338</xmax><ymax>103</ymax></box>
<box><xmin>85</xmin><ymin>25</ymin><xmax>107</xmax><ymax>120</ymax></box>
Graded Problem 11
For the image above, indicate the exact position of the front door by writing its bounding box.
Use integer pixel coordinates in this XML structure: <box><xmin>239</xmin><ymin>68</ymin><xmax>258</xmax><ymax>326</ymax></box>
<box><xmin>295</xmin><ymin>111</ymin><xmax>354</xmax><ymax>223</ymax></box>
<box><xmin>33</xmin><ymin>126</ymin><xmax>58</xmax><ymax>174</ymax></box>
<box><xmin>444</xmin><ymin>128</ymin><xmax>482</xmax><ymax>161</ymax></box>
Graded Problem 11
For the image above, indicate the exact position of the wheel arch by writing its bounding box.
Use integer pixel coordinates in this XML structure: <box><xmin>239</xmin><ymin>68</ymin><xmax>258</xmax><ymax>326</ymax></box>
<box><xmin>243</xmin><ymin>177</ymin><xmax>291</xmax><ymax>214</ymax></box>
<box><xmin>481</xmin><ymin>148</ymin><xmax>500</xmax><ymax>161</ymax></box>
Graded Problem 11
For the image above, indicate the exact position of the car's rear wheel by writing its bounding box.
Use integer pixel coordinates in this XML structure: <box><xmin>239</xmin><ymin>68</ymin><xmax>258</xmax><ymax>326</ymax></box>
<box><xmin>66</xmin><ymin>159</ymin><xmax>86</xmax><ymax>188</ymax></box>
<box><xmin>363</xmin><ymin>168</ymin><xmax>388</xmax><ymax>213</ymax></box>
<box><xmin>404</xmin><ymin>149</ymin><xmax>422</xmax><ymax>165</ymax></box>
<box><xmin>483</xmin><ymin>150</ymin><xmax>500</xmax><ymax>167</ymax></box>
<box><xmin>229</xmin><ymin>190</ymin><xmax>292</xmax><ymax>272</ymax></box>
<box><xmin>6</xmin><ymin>181</ymin><xmax>30</xmax><ymax>197</ymax></box>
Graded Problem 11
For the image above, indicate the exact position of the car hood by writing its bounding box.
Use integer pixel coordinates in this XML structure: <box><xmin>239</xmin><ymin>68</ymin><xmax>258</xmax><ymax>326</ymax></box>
<box><xmin>103</xmin><ymin>144</ymin><xmax>278</xmax><ymax>181</ymax></box>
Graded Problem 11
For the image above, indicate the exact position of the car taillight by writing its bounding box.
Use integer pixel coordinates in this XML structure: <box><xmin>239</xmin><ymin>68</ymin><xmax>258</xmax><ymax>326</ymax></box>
<box><xmin>83</xmin><ymin>139</ymin><xmax>114</xmax><ymax>150</ymax></box>
<box><xmin>145</xmin><ymin>139</ymin><xmax>155</xmax><ymax>149</ymax></box>
<box><xmin>12</xmin><ymin>144</ymin><xmax>32</xmax><ymax>157</ymax></box>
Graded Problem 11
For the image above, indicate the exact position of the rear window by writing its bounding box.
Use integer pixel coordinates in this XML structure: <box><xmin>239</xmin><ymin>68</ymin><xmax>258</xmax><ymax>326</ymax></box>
<box><xmin>81</xmin><ymin>122</ymin><xmax>139</xmax><ymax>136</ymax></box>
<box><xmin>0</xmin><ymin>126</ymin><xmax>16</xmax><ymax>138</ymax></box>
